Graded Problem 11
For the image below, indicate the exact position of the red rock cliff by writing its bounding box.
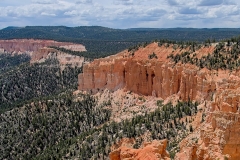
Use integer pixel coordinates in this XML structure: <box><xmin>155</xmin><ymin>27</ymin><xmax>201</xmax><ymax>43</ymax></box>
<box><xmin>78</xmin><ymin>42</ymin><xmax>240</xmax><ymax>159</ymax></box>
<box><xmin>0</xmin><ymin>39</ymin><xmax>86</xmax><ymax>64</ymax></box>
<box><xmin>78</xmin><ymin>43</ymin><xmax>216</xmax><ymax>101</ymax></box>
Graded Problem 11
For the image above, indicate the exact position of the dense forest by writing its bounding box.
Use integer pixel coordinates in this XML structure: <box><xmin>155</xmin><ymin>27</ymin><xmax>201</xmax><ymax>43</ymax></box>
<box><xmin>2</xmin><ymin>26</ymin><xmax>240</xmax><ymax>42</ymax></box>
<box><xmin>0</xmin><ymin>53</ymin><xmax>30</xmax><ymax>74</ymax></box>
<box><xmin>0</xmin><ymin>93</ymin><xmax>111</xmax><ymax>160</ymax></box>
<box><xmin>0</xmin><ymin>58</ymin><xmax>82</xmax><ymax>113</ymax></box>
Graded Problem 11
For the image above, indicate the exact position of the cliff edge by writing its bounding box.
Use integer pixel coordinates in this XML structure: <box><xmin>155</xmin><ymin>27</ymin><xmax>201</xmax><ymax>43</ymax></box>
<box><xmin>78</xmin><ymin>42</ymin><xmax>240</xmax><ymax>160</ymax></box>
<box><xmin>78</xmin><ymin>43</ymin><xmax>217</xmax><ymax>101</ymax></box>
<box><xmin>0</xmin><ymin>39</ymin><xmax>86</xmax><ymax>66</ymax></box>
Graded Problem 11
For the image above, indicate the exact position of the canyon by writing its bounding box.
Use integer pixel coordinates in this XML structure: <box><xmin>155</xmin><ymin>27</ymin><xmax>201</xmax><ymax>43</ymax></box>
<box><xmin>78</xmin><ymin>42</ymin><xmax>240</xmax><ymax>159</ymax></box>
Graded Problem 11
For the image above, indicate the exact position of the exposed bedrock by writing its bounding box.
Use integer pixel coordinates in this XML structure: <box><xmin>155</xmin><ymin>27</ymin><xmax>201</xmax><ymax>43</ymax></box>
<box><xmin>78</xmin><ymin>58</ymin><xmax>216</xmax><ymax>101</ymax></box>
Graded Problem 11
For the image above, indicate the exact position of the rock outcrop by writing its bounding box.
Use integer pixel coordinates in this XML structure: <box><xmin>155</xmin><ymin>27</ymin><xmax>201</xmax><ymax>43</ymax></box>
<box><xmin>0</xmin><ymin>39</ymin><xmax>86</xmax><ymax>65</ymax></box>
<box><xmin>78</xmin><ymin>42</ymin><xmax>240</xmax><ymax>159</ymax></box>
<box><xmin>78</xmin><ymin>43</ymin><xmax>216</xmax><ymax>101</ymax></box>
<box><xmin>31</xmin><ymin>47</ymin><xmax>84</xmax><ymax>66</ymax></box>
<box><xmin>175</xmin><ymin>75</ymin><xmax>240</xmax><ymax>160</ymax></box>
<box><xmin>109</xmin><ymin>139</ymin><xmax>170</xmax><ymax>160</ymax></box>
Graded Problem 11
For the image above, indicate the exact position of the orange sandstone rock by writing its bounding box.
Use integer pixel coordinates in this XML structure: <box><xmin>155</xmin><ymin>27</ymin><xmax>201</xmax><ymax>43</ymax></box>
<box><xmin>78</xmin><ymin>42</ymin><xmax>240</xmax><ymax>159</ymax></box>
<box><xmin>78</xmin><ymin>54</ymin><xmax>215</xmax><ymax>101</ymax></box>
<box><xmin>30</xmin><ymin>47</ymin><xmax>85</xmax><ymax>65</ymax></box>
<box><xmin>109</xmin><ymin>139</ymin><xmax>170</xmax><ymax>160</ymax></box>
<box><xmin>175</xmin><ymin>75</ymin><xmax>240</xmax><ymax>160</ymax></box>
<box><xmin>0</xmin><ymin>39</ymin><xmax>86</xmax><ymax>63</ymax></box>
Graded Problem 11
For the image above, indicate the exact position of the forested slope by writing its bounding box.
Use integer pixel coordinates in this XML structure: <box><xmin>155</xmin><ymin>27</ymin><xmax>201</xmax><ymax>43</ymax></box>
<box><xmin>0</xmin><ymin>53</ymin><xmax>30</xmax><ymax>74</ymax></box>
<box><xmin>0</xmin><ymin>58</ymin><xmax>82</xmax><ymax>113</ymax></box>
<box><xmin>1</xmin><ymin>93</ymin><xmax>197</xmax><ymax>159</ymax></box>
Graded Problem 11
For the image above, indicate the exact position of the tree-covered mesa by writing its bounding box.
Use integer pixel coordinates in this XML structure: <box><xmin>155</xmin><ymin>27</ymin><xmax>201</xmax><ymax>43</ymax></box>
<box><xmin>0</xmin><ymin>58</ymin><xmax>82</xmax><ymax>113</ymax></box>
<box><xmin>2</xmin><ymin>26</ymin><xmax>240</xmax><ymax>59</ymax></box>
<box><xmin>2</xmin><ymin>26</ymin><xmax>240</xmax><ymax>43</ymax></box>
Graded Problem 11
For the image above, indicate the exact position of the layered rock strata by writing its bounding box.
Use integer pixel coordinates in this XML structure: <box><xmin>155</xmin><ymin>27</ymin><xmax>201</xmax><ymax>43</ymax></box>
<box><xmin>78</xmin><ymin>58</ymin><xmax>216</xmax><ymax>101</ymax></box>
<box><xmin>0</xmin><ymin>39</ymin><xmax>86</xmax><ymax>65</ymax></box>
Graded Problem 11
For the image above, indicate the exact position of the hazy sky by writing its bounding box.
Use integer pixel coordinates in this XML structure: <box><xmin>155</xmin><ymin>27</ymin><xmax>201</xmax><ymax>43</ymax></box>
<box><xmin>0</xmin><ymin>0</ymin><xmax>240</xmax><ymax>29</ymax></box>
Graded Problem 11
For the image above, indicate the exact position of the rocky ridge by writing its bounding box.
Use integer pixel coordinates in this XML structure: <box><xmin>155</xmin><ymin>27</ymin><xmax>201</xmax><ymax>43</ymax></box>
<box><xmin>0</xmin><ymin>39</ymin><xmax>86</xmax><ymax>66</ymax></box>
<box><xmin>78</xmin><ymin>42</ymin><xmax>240</xmax><ymax>159</ymax></box>
<box><xmin>31</xmin><ymin>47</ymin><xmax>85</xmax><ymax>67</ymax></box>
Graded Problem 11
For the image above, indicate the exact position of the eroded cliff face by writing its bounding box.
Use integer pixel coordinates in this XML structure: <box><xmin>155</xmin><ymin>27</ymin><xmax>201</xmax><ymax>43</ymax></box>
<box><xmin>78</xmin><ymin>42</ymin><xmax>240</xmax><ymax>160</ymax></box>
<box><xmin>175</xmin><ymin>75</ymin><xmax>240</xmax><ymax>160</ymax></box>
<box><xmin>0</xmin><ymin>39</ymin><xmax>86</xmax><ymax>66</ymax></box>
<box><xmin>78</xmin><ymin>43</ymin><xmax>216</xmax><ymax>101</ymax></box>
